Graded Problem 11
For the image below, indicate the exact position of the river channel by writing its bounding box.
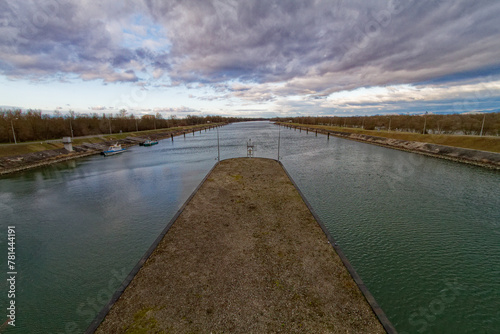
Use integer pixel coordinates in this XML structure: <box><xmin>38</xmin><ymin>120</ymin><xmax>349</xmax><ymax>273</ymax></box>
<box><xmin>1</xmin><ymin>121</ymin><xmax>499</xmax><ymax>333</ymax></box>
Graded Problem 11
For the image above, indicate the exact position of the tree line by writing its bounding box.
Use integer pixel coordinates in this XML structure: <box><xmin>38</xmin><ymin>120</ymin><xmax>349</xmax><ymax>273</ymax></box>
<box><xmin>0</xmin><ymin>109</ymin><xmax>253</xmax><ymax>143</ymax></box>
<box><xmin>274</xmin><ymin>112</ymin><xmax>500</xmax><ymax>136</ymax></box>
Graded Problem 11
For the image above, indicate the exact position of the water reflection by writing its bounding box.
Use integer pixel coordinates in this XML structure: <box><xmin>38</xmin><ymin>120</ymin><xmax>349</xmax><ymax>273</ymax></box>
<box><xmin>0</xmin><ymin>121</ymin><xmax>498</xmax><ymax>333</ymax></box>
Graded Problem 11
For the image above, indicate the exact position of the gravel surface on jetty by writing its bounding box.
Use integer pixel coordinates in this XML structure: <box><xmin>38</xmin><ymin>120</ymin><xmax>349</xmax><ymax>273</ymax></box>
<box><xmin>95</xmin><ymin>158</ymin><xmax>385</xmax><ymax>333</ymax></box>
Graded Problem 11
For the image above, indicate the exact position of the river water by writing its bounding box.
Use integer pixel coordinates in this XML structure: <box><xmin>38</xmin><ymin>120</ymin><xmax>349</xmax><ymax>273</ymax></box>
<box><xmin>1</xmin><ymin>121</ymin><xmax>499</xmax><ymax>333</ymax></box>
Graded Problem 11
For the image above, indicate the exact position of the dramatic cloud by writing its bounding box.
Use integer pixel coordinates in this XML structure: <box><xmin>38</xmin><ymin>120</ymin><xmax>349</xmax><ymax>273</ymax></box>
<box><xmin>322</xmin><ymin>80</ymin><xmax>500</xmax><ymax>107</ymax></box>
<box><xmin>146</xmin><ymin>0</ymin><xmax>500</xmax><ymax>92</ymax></box>
<box><xmin>1</xmin><ymin>0</ymin><xmax>500</xmax><ymax>115</ymax></box>
<box><xmin>0</xmin><ymin>0</ymin><xmax>155</xmax><ymax>82</ymax></box>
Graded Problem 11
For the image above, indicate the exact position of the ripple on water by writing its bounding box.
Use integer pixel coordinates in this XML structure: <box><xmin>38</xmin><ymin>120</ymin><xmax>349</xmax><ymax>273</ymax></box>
<box><xmin>1</xmin><ymin>122</ymin><xmax>499</xmax><ymax>333</ymax></box>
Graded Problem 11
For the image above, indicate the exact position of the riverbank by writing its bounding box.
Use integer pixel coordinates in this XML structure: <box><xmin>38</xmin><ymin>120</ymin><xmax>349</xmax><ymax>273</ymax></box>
<box><xmin>0</xmin><ymin>124</ymin><xmax>224</xmax><ymax>176</ymax></box>
<box><xmin>90</xmin><ymin>158</ymin><xmax>392</xmax><ymax>333</ymax></box>
<box><xmin>279</xmin><ymin>123</ymin><xmax>500</xmax><ymax>169</ymax></box>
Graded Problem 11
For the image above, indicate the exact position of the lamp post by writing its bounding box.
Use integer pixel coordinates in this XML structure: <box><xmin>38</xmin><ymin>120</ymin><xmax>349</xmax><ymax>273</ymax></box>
<box><xmin>422</xmin><ymin>111</ymin><xmax>428</xmax><ymax>134</ymax></box>
<box><xmin>69</xmin><ymin>118</ymin><xmax>74</xmax><ymax>138</ymax></box>
<box><xmin>10</xmin><ymin>119</ymin><xmax>17</xmax><ymax>144</ymax></box>
<box><xmin>480</xmin><ymin>113</ymin><xmax>486</xmax><ymax>137</ymax></box>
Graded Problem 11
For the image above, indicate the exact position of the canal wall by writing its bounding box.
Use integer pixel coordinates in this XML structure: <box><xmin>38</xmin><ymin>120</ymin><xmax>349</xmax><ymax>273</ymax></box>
<box><xmin>281</xmin><ymin>124</ymin><xmax>500</xmax><ymax>169</ymax></box>
<box><xmin>0</xmin><ymin>124</ymin><xmax>223</xmax><ymax>176</ymax></box>
<box><xmin>88</xmin><ymin>158</ymin><xmax>395</xmax><ymax>334</ymax></box>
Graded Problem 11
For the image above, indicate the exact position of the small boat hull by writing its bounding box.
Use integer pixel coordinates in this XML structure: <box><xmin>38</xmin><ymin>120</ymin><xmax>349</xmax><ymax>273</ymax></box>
<box><xmin>102</xmin><ymin>143</ymin><xmax>126</xmax><ymax>156</ymax></box>
<box><xmin>141</xmin><ymin>139</ymin><xmax>159</xmax><ymax>146</ymax></box>
<box><xmin>101</xmin><ymin>149</ymin><xmax>125</xmax><ymax>156</ymax></box>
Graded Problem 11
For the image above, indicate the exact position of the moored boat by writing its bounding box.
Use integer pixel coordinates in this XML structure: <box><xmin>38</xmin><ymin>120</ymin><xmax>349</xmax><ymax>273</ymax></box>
<box><xmin>140</xmin><ymin>139</ymin><xmax>159</xmax><ymax>146</ymax></box>
<box><xmin>101</xmin><ymin>143</ymin><xmax>126</xmax><ymax>156</ymax></box>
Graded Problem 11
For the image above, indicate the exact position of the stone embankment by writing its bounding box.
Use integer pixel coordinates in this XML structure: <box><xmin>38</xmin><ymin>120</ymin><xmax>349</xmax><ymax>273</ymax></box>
<box><xmin>0</xmin><ymin>125</ymin><xmax>221</xmax><ymax>176</ymax></box>
<box><xmin>282</xmin><ymin>124</ymin><xmax>500</xmax><ymax>169</ymax></box>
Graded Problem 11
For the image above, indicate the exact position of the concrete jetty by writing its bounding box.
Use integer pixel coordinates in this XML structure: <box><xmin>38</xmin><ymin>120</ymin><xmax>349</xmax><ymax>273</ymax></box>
<box><xmin>90</xmin><ymin>158</ymin><xmax>394</xmax><ymax>333</ymax></box>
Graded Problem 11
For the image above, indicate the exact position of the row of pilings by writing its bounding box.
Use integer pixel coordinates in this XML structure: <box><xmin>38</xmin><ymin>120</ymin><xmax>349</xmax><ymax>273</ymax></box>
<box><xmin>274</xmin><ymin>122</ymin><xmax>500</xmax><ymax>169</ymax></box>
<box><xmin>178</xmin><ymin>123</ymin><xmax>225</xmax><ymax>140</ymax></box>
<box><xmin>275</xmin><ymin>122</ymin><xmax>357</xmax><ymax>141</ymax></box>
<box><xmin>274</xmin><ymin>121</ymin><xmax>417</xmax><ymax>151</ymax></box>
<box><xmin>141</xmin><ymin>123</ymin><xmax>227</xmax><ymax>142</ymax></box>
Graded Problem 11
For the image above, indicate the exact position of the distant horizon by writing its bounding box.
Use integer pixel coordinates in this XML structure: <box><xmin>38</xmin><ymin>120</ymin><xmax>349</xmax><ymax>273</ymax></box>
<box><xmin>2</xmin><ymin>106</ymin><xmax>499</xmax><ymax>119</ymax></box>
<box><xmin>2</xmin><ymin>1</ymin><xmax>500</xmax><ymax>118</ymax></box>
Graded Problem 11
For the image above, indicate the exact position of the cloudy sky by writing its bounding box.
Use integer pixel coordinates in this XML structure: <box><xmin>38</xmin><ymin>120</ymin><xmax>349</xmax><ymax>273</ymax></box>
<box><xmin>1</xmin><ymin>0</ymin><xmax>500</xmax><ymax>118</ymax></box>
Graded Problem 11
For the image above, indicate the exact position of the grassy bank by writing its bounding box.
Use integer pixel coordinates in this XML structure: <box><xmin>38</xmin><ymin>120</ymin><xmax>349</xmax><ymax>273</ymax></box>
<box><xmin>283</xmin><ymin>123</ymin><xmax>500</xmax><ymax>153</ymax></box>
<box><xmin>0</xmin><ymin>124</ymin><xmax>220</xmax><ymax>158</ymax></box>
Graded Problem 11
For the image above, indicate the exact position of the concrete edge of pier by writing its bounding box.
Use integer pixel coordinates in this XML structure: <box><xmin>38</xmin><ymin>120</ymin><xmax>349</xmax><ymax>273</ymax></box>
<box><xmin>278</xmin><ymin>160</ymin><xmax>397</xmax><ymax>334</ymax></box>
<box><xmin>84</xmin><ymin>161</ymin><xmax>221</xmax><ymax>334</ymax></box>
<box><xmin>86</xmin><ymin>157</ymin><xmax>397</xmax><ymax>333</ymax></box>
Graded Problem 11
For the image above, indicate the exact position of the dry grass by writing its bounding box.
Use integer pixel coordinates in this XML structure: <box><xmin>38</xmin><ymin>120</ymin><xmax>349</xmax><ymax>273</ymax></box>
<box><xmin>0</xmin><ymin>142</ymin><xmax>64</xmax><ymax>157</ymax></box>
<box><xmin>96</xmin><ymin>158</ymin><xmax>384</xmax><ymax>334</ymax></box>
<box><xmin>287</xmin><ymin>123</ymin><xmax>500</xmax><ymax>153</ymax></box>
<box><xmin>0</xmin><ymin>124</ymin><xmax>220</xmax><ymax>158</ymax></box>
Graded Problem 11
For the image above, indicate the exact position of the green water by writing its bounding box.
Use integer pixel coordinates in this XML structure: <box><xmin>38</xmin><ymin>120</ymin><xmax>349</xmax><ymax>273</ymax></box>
<box><xmin>281</xmin><ymin>128</ymin><xmax>500</xmax><ymax>333</ymax></box>
<box><xmin>1</xmin><ymin>122</ymin><xmax>499</xmax><ymax>333</ymax></box>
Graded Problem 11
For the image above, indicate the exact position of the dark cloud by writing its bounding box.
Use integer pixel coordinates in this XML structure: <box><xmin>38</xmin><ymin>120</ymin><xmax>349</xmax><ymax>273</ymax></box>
<box><xmin>0</xmin><ymin>0</ymin><xmax>150</xmax><ymax>82</ymax></box>
<box><xmin>1</xmin><ymin>0</ymin><xmax>500</xmax><ymax>100</ymax></box>
<box><xmin>146</xmin><ymin>0</ymin><xmax>345</xmax><ymax>84</ymax></box>
<box><xmin>146</xmin><ymin>0</ymin><xmax>500</xmax><ymax>96</ymax></box>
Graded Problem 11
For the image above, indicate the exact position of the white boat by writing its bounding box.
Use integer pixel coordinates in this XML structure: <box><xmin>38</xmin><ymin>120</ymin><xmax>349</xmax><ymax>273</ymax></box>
<box><xmin>101</xmin><ymin>143</ymin><xmax>126</xmax><ymax>156</ymax></box>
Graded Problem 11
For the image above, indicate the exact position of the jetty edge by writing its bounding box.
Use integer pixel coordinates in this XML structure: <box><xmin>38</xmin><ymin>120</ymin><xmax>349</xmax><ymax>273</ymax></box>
<box><xmin>88</xmin><ymin>157</ymin><xmax>396</xmax><ymax>333</ymax></box>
